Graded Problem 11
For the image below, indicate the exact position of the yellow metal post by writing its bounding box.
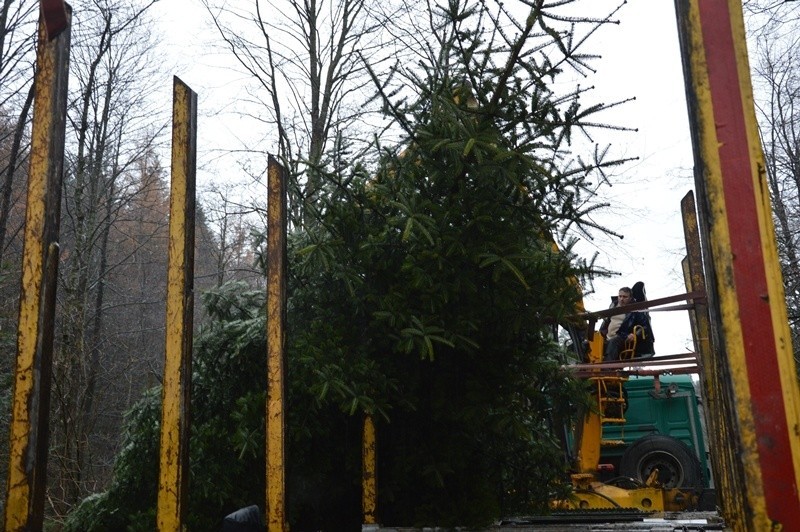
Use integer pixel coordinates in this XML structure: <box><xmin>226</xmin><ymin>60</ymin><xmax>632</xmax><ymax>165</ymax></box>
<box><xmin>572</xmin><ymin>330</ymin><xmax>604</xmax><ymax>476</ymax></box>
<box><xmin>680</xmin><ymin>258</ymin><xmax>698</xmax><ymax>349</ymax></box>
<box><xmin>574</xmin><ymin>401</ymin><xmax>602</xmax><ymax>477</ymax></box>
<box><xmin>681</xmin><ymin>191</ymin><xmax>739</xmax><ymax>518</ymax></box>
<box><xmin>362</xmin><ymin>414</ymin><xmax>377</xmax><ymax>526</ymax></box>
<box><xmin>4</xmin><ymin>7</ymin><xmax>71</xmax><ymax>531</ymax></box>
<box><xmin>675</xmin><ymin>1</ymin><xmax>800</xmax><ymax>527</ymax></box>
<box><xmin>157</xmin><ymin>77</ymin><xmax>197</xmax><ymax>532</ymax></box>
<box><xmin>266</xmin><ymin>155</ymin><xmax>287</xmax><ymax>531</ymax></box>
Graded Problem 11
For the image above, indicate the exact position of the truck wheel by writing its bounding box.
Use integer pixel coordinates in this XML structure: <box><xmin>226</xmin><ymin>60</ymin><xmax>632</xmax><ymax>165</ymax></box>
<box><xmin>619</xmin><ymin>434</ymin><xmax>703</xmax><ymax>489</ymax></box>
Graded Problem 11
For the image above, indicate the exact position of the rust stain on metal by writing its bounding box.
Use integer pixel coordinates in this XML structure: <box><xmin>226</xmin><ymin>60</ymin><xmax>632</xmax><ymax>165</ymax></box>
<box><xmin>675</xmin><ymin>2</ymin><xmax>757</xmax><ymax>525</ymax></box>
<box><xmin>157</xmin><ymin>77</ymin><xmax>197</xmax><ymax>532</ymax></box>
<box><xmin>681</xmin><ymin>190</ymin><xmax>742</xmax><ymax>520</ymax></box>
<box><xmin>5</xmin><ymin>10</ymin><xmax>70</xmax><ymax>531</ymax></box>
<box><xmin>40</xmin><ymin>0</ymin><xmax>68</xmax><ymax>38</ymax></box>
<box><xmin>675</xmin><ymin>0</ymin><xmax>800</xmax><ymax>527</ymax></box>
<box><xmin>362</xmin><ymin>414</ymin><xmax>377</xmax><ymax>524</ymax></box>
<box><xmin>266</xmin><ymin>155</ymin><xmax>287</xmax><ymax>531</ymax></box>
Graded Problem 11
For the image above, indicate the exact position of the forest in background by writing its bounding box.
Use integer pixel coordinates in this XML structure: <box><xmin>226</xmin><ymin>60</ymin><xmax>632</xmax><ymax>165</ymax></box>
<box><xmin>0</xmin><ymin>0</ymin><xmax>798</xmax><ymax>528</ymax></box>
<box><xmin>0</xmin><ymin>0</ymin><xmax>262</xmax><ymax>521</ymax></box>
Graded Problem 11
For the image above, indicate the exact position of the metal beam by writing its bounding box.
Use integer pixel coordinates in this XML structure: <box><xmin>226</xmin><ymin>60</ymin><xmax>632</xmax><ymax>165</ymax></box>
<box><xmin>681</xmin><ymin>191</ymin><xmax>742</xmax><ymax>522</ymax></box>
<box><xmin>362</xmin><ymin>414</ymin><xmax>377</xmax><ymax>527</ymax></box>
<box><xmin>4</xmin><ymin>9</ymin><xmax>70</xmax><ymax>531</ymax></box>
<box><xmin>675</xmin><ymin>1</ymin><xmax>800</xmax><ymax>528</ymax></box>
<box><xmin>157</xmin><ymin>77</ymin><xmax>197</xmax><ymax>532</ymax></box>
<box><xmin>266</xmin><ymin>155</ymin><xmax>288</xmax><ymax>531</ymax></box>
<box><xmin>39</xmin><ymin>0</ymin><xmax>68</xmax><ymax>38</ymax></box>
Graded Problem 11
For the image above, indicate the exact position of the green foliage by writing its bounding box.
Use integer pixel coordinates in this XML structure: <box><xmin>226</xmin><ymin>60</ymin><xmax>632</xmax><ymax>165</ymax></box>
<box><xmin>284</xmin><ymin>0</ymin><xmax>621</xmax><ymax>524</ymax></box>
<box><xmin>64</xmin><ymin>283</ymin><xmax>364</xmax><ymax>530</ymax></box>
<box><xmin>65</xmin><ymin>0</ymin><xmax>623</xmax><ymax>528</ymax></box>
<box><xmin>63</xmin><ymin>388</ymin><xmax>161</xmax><ymax>531</ymax></box>
<box><xmin>0</xmin><ymin>264</ymin><xmax>19</xmax><ymax>505</ymax></box>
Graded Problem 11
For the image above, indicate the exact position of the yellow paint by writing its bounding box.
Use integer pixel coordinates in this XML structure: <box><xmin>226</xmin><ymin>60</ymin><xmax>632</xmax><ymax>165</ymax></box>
<box><xmin>680</xmin><ymin>196</ymin><xmax>740</xmax><ymax>513</ymax></box>
<box><xmin>157</xmin><ymin>78</ymin><xmax>196</xmax><ymax>532</ymax></box>
<box><xmin>554</xmin><ymin>482</ymin><xmax>695</xmax><ymax>513</ymax></box>
<box><xmin>683</xmin><ymin>191</ymin><xmax>747</xmax><ymax>525</ymax></box>
<box><xmin>363</xmin><ymin>414</ymin><xmax>377</xmax><ymax>524</ymax></box>
<box><xmin>586</xmin><ymin>330</ymin><xmax>604</xmax><ymax>364</ymax></box>
<box><xmin>680</xmin><ymin>258</ymin><xmax>699</xmax><ymax>351</ymax></box>
<box><xmin>728</xmin><ymin>0</ymin><xmax>800</xmax><ymax>507</ymax></box>
<box><xmin>680</xmin><ymin>0</ymin><xmax>767</xmax><ymax>527</ymax></box>
<box><xmin>266</xmin><ymin>157</ymin><xmax>287</xmax><ymax>531</ymax></box>
<box><xmin>574</xmin><ymin>407</ymin><xmax>601</xmax><ymax>476</ymax></box>
<box><xmin>5</xmin><ymin>14</ymin><xmax>69</xmax><ymax>531</ymax></box>
<box><xmin>572</xmin><ymin>332</ymin><xmax>612</xmax><ymax>475</ymax></box>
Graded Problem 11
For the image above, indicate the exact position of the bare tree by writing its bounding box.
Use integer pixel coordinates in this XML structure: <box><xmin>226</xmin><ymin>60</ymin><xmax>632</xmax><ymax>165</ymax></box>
<box><xmin>747</xmin><ymin>1</ymin><xmax>800</xmax><ymax>368</ymax></box>
<box><xmin>202</xmin><ymin>0</ymin><xmax>413</xmax><ymax>227</ymax></box>
<box><xmin>0</xmin><ymin>87</ymin><xmax>33</xmax><ymax>266</ymax></box>
<box><xmin>49</xmin><ymin>0</ymin><xmax>168</xmax><ymax>515</ymax></box>
<box><xmin>200</xmin><ymin>182</ymin><xmax>259</xmax><ymax>287</ymax></box>
<box><xmin>0</xmin><ymin>0</ymin><xmax>37</xmax><ymax>264</ymax></box>
<box><xmin>0</xmin><ymin>0</ymin><xmax>37</xmax><ymax>106</ymax></box>
<box><xmin>744</xmin><ymin>0</ymin><xmax>800</xmax><ymax>32</ymax></box>
<box><xmin>0</xmin><ymin>0</ymin><xmax>40</xmax><ymax>506</ymax></box>
<box><xmin>0</xmin><ymin>0</ymin><xmax>34</xmax><ymax>303</ymax></box>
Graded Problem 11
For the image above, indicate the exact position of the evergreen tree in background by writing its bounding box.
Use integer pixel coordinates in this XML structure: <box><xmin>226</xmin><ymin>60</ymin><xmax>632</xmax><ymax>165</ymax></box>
<box><xmin>65</xmin><ymin>1</ymin><xmax>626</xmax><ymax>529</ymax></box>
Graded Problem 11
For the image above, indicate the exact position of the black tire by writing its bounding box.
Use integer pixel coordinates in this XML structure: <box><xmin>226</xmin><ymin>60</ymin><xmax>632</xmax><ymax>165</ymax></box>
<box><xmin>619</xmin><ymin>434</ymin><xmax>703</xmax><ymax>489</ymax></box>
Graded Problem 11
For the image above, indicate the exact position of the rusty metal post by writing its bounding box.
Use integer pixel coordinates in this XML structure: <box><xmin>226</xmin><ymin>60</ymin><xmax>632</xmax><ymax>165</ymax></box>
<box><xmin>680</xmin><ymin>193</ymin><xmax>712</xmax><ymax>397</ymax></box>
<box><xmin>675</xmin><ymin>1</ymin><xmax>800</xmax><ymax>528</ymax></box>
<box><xmin>266</xmin><ymin>155</ymin><xmax>288</xmax><ymax>531</ymax></box>
<box><xmin>680</xmin><ymin>257</ymin><xmax>699</xmax><ymax>350</ymax></box>
<box><xmin>40</xmin><ymin>0</ymin><xmax>69</xmax><ymax>37</ymax></box>
<box><xmin>681</xmin><ymin>191</ymin><xmax>739</xmax><ymax>519</ymax></box>
<box><xmin>157</xmin><ymin>77</ymin><xmax>197</xmax><ymax>532</ymax></box>
<box><xmin>362</xmin><ymin>414</ymin><xmax>378</xmax><ymax>527</ymax></box>
<box><xmin>4</xmin><ymin>6</ymin><xmax>70</xmax><ymax>531</ymax></box>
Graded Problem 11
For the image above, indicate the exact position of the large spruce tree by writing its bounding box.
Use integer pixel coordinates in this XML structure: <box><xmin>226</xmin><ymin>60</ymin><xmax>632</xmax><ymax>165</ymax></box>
<box><xmin>65</xmin><ymin>0</ymin><xmax>626</xmax><ymax>529</ymax></box>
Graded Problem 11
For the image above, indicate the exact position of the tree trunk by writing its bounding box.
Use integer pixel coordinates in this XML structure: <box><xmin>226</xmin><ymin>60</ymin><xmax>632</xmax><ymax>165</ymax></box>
<box><xmin>0</xmin><ymin>83</ymin><xmax>33</xmax><ymax>266</ymax></box>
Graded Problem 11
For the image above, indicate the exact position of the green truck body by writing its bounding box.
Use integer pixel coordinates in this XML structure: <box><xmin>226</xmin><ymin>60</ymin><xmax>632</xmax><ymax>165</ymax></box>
<box><xmin>599</xmin><ymin>374</ymin><xmax>715</xmax><ymax>502</ymax></box>
<box><xmin>603</xmin><ymin>376</ymin><xmax>709</xmax><ymax>472</ymax></box>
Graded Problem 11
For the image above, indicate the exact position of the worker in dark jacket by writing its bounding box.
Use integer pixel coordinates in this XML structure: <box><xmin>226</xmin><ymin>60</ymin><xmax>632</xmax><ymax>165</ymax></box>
<box><xmin>601</xmin><ymin>282</ymin><xmax>655</xmax><ymax>361</ymax></box>
<box><xmin>627</xmin><ymin>281</ymin><xmax>655</xmax><ymax>357</ymax></box>
<box><xmin>599</xmin><ymin>287</ymin><xmax>631</xmax><ymax>360</ymax></box>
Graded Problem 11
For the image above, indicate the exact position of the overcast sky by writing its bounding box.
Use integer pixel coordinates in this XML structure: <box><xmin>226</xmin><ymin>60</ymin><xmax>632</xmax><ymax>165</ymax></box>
<box><xmin>153</xmin><ymin>0</ymin><xmax>700</xmax><ymax>356</ymax></box>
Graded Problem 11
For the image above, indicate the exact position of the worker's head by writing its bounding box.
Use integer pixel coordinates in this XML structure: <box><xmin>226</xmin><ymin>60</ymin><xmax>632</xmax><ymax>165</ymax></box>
<box><xmin>618</xmin><ymin>287</ymin><xmax>632</xmax><ymax>306</ymax></box>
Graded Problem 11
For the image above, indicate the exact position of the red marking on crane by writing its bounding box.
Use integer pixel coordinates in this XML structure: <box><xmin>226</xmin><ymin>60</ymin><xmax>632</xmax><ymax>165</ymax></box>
<box><xmin>40</xmin><ymin>0</ymin><xmax>68</xmax><ymax>39</ymax></box>
<box><xmin>698</xmin><ymin>0</ymin><xmax>800</xmax><ymax>523</ymax></box>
